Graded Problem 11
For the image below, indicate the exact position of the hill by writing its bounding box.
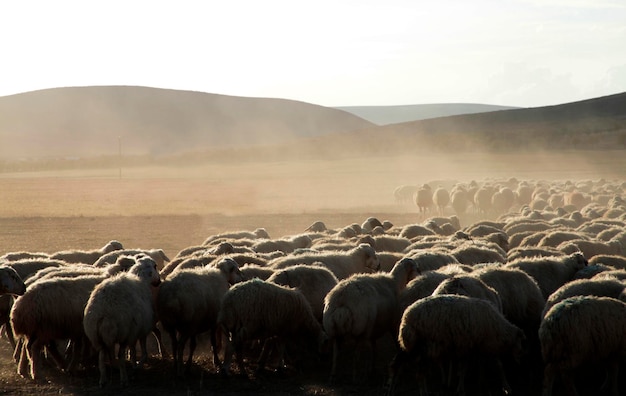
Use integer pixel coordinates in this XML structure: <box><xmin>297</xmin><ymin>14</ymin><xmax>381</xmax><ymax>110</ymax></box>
<box><xmin>0</xmin><ymin>86</ymin><xmax>374</xmax><ymax>159</ymax></box>
<box><xmin>335</xmin><ymin>103</ymin><xmax>519</xmax><ymax>125</ymax></box>
<box><xmin>292</xmin><ymin>92</ymin><xmax>626</xmax><ymax>156</ymax></box>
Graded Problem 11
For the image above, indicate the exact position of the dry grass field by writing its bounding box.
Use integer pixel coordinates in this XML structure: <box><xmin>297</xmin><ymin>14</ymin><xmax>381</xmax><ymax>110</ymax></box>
<box><xmin>0</xmin><ymin>150</ymin><xmax>624</xmax><ymax>395</ymax></box>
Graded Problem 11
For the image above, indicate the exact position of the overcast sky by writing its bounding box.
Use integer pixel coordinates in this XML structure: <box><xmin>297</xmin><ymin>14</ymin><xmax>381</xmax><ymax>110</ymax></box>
<box><xmin>2</xmin><ymin>0</ymin><xmax>625</xmax><ymax>107</ymax></box>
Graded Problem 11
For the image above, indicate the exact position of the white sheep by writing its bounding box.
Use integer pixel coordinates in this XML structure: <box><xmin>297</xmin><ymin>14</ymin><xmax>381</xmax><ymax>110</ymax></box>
<box><xmin>239</xmin><ymin>263</ymin><xmax>275</xmax><ymax>280</ymax></box>
<box><xmin>0</xmin><ymin>251</ymin><xmax>50</xmax><ymax>262</ymax></box>
<box><xmin>504</xmin><ymin>252</ymin><xmax>589</xmax><ymax>299</ymax></box>
<box><xmin>269</xmin><ymin>243</ymin><xmax>380</xmax><ymax>280</ymax></box>
<box><xmin>540</xmin><ymin>296</ymin><xmax>626</xmax><ymax>396</ymax></box>
<box><xmin>10</xmin><ymin>272</ymin><xmax>112</xmax><ymax>380</ymax></box>
<box><xmin>50</xmin><ymin>240</ymin><xmax>124</xmax><ymax>264</ymax></box>
<box><xmin>558</xmin><ymin>238</ymin><xmax>624</xmax><ymax>258</ymax></box>
<box><xmin>322</xmin><ymin>257</ymin><xmax>419</xmax><ymax>383</ymax></box>
<box><xmin>404</xmin><ymin>250</ymin><xmax>460</xmax><ymax>273</ymax></box>
<box><xmin>588</xmin><ymin>254</ymin><xmax>626</xmax><ymax>269</ymax></box>
<box><xmin>156</xmin><ymin>257</ymin><xmax>244</xmax><ymax>377</ymax></box>
<box><xmin>432</xmin><ymin>187</ymin><xmax>450</xmax><ymax>216</ymax></box>
<box><xmin>267</xmin><ymin>264</ymin><xmax>338</xmax><ymax>323</ymax></box>
<box><xmin>399</xmin><ymin>270</ymin><xmax>452</xmax><ymax>312</ymax></box>
<box><xmin>218</xmin><ymin>278</ymin><xmax>327</xmax><ymax>376</ymax></box>
<box><xmin>83</xmin><ymin>255</ymin><xmax>161</xmax><ymax>387</ymax></box>
<box><xmin>414</xmin><ymin>184</ymin><xmax>433</xmax><ymax>217</ymax></box>
<box><xmin>387</xmin><ymin>294</ymin><xmax>525</xmax><ymax>396</ymax></box>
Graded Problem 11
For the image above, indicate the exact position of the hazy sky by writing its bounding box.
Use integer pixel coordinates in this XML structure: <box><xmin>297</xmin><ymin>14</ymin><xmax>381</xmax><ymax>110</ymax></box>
<box><xmin>2</xmin><ymin>0</ymin><xmax>625</xmax><ymax>107</ymax></box>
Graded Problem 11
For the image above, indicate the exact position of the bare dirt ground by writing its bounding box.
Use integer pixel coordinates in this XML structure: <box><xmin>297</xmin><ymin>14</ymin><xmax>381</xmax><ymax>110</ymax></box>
<box><xmin>0</xmin><ymin>151</ymin><xmax>624</xmax><ymax>395</ymax></box>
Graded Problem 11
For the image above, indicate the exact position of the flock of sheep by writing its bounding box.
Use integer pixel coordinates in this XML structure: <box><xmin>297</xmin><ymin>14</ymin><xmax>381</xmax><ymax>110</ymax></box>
<box><xmin>0</xmin><ymin>176</ymin><xmax>625</xmax><ymax>396</ymax></box>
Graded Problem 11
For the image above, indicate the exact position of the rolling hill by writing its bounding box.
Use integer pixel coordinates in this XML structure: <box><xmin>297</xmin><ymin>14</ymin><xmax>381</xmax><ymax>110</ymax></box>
<box><xmin>335</xmin><ymin>103</ymin><xmax>519</xmax><ymax>125</ymax></box>
<box><xmin>1</xmin><ymin>86</ymin><xmax>625</xmax><ymax>168</ymax></box>
<box><xmin>0</xmin><ymin>86</ymin><xmax>374</xmax><ymax>159</ymax></box>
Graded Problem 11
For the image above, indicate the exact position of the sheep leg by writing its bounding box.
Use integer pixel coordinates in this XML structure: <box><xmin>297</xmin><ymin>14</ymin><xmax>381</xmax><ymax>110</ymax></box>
<box><xmin>541</xmin><ymin>363</ymin><xmax>556</xmax><ymax>396</ymax></box>
<box><xmin>606</xmin><ymin>359</ymin><xmax>620</xmax><ymax>396</ymax></box>
<box><xmin>176</xmin><ymin>333</ymin><xmax>189</xmax><ymax>377</ymax></box>
<box><xmin>98</xmin><ymin>348</ymin><xmax>110</xmax><ymax>388</ymax></box>
<box><xmin>209</xmin><ymin>328</ymin><xmax>221</xmax><ymax>368</ymax></box>
<box><xmin>185</xmin><ymin>335</ymin><xmax>197</xmax><ymax>374</ymax></box>
<box><xmin>329</xmin><ymin>338</ymin><xmax>340</xmax><ymax>384</ymax></box>
<box><xmin>220</xmin><ymin>335</ymin><xmax>234</xmax><ymax>377</ymax></box>
<box><xmin>118</xmin><ymin>343</ymin><xmax>129</xmax><ymax>387</ymax></box>
<box><xmin>13</xmin><ymin>337</ymin><xmax>23</xmax><ymax>363</ymax></box>
<box><xmin>494</xmin><ymin>357</ymin><xmax>512</xmax><ymax>395</ymax></box>
<box><xmin>151</xmin><ymin>326</ymin><xmax>168</xmax><ymax>359</ymax></box>
<box><xmin>26</xmin><ymin>337</ymin><xmax>43</xmax><ymax>380</ymax></box>
<box><xmin>385</xmin><ymin>350</ymin><xmax>410</xmax><ymax>396</ymax></box>
<box><xmin>256</xmin><ymin>338</ymin><xmax>274</xmax><ymax>373</ymax></box>
<box><xmin>44</xmin><ymin>341</ymin><xmax>67</xmax><ymax>371</ymax></box>
<box><xmin>135</xmin><ymin>336</ymin><xmax>149</xmax><ymax>367</ymax></box>
<box><xmin>17</xmin><ymin>338</ymin><xmax>29</xmax><ymax>377</ymax></box>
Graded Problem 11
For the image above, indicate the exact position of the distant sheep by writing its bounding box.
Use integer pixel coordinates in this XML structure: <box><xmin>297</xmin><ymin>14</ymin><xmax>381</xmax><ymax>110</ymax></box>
<box><xmin>558</xmin><ymin>238</ymin><xmax>624</xmax><ymax>258</ymax></box>
<box><xmin>83</xmin><ymin>255</ymin><xmax>162</xmax><ymax>387</ymax></box>
<box><xmin>239</xmin><ymin>263</ymin><xmax>275</xmax><ymax>280</ymax></box>
<box><xmin>323</xmin><ymin>258</ymin><xmax>419</xmax><ymax>383</ymax></box>
<box><xmin>450</xmin><ymin>188</ymin><xmax>469</xmax><ymax>215</ymax></box>
<box><xmin>388</xmin><ymin>295</ymin><xmax>525</xmax><ymax>396</ymax></box>
<box><xmin>252</xmin><ymin>234</ymin><xmax>312</xmax><ymax>254</ymax></box>
<box><xmin>157</xmin><ymin>257</ymin><xmax>244</xmax><ymax>377</ymax></box>
<box><xmin>414</xmin><ymin>185</ymin><xmax>433</xmax><ymax>217</ymax></box>
<box><xmin>93</xmin><ymin>248</ymin><xmax>170</xmax><ymax>270</ymax></box>
<box><xmin>50</xmin><ymin>240</ymin><xmax>124</xmax><ymax>265</ymax></box>
<box><xmin>450</xmin><ymin>242</ymin><xmax>507</xmax><ymax>266</ymax></box>
<box><xmin>540</xmin><ymin>296</ymin><xmax>626</xmax><ymax>396</ymax></box>
<box><xmin>432</xmin><ymin>187</ymin><xmax>450</xmax><ymax>216</ymax></box>
<box><xmin>203</xmin><ymin>228</ymin><xmax>270</xmax><ymax>246</ymax></box>
<box><xmin>269</xmin><ymin>243</ymin><xmax>380</xmax><ymax>280</ymax></box>
<box><xmin>0</xmin><ymin>252</ymin><xmax>50</xmax><ymax>262</ymax></box>
<box><xmin>404</xmin><ymin>250</ymin><xmax>460</xmax><ymax>273</ymax></box>
<box><xmin>218</xmin><ymin>278</ymin><xmax>327</xmax><ymax>376</ymax></box>
<box><xmin>504</xmin><ymin>252</ymin><xmax>589</xmax><ymax>299</ymax></box>
<box><xmin>267</xmin><ymin>264</ymin><xmax>338</xmax><ymax>322</ymax></box>
<box><xmin>394</xmin><ymin>185</ymin><xmax>418</xmax><ymax>205</ymax></box>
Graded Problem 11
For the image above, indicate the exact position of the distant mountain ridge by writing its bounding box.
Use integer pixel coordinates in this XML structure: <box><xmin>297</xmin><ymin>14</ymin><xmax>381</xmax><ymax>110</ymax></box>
<box><xmin>0</xmin><ymin>86</ymin><xmax>374</xmax><ymax>159</ymax></box>
<box><xmin>335</xmin><ymin>103</ymin><xmax>520</xmax><ymax>125</ymax></box>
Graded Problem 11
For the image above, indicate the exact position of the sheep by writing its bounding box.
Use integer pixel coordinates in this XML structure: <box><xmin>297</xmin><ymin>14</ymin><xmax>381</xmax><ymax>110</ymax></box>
<box><xmin>491</xmin><ymin>187</ymin><xmax>515</xmax><ymax>214</ymax></box>
<box><xmin>218</xmin><ymin>278</ymin><xmax>327</xmax><ymax>377</ymax></box>
<box><xmin>10</xmin><ymin>273</ymin><xmax>112</xmax><ymax>380</ymax></box>
<box><xmin>399</xmin><ymin>224</ymin><xmax>436</xmax><ymax>239</ymax></box>
<box><xmin>472</xmin><ymin>265</ymin><xmax>545</xmax><ymax>339</ymax></box>
<box><xmin>450</xmin><ymin>188</ymin><xmax>469</xmax><ymax>215</ymax></box>
<box><xmin>506</xmin><ymin>246</ymin><xmax>565</xmax><ymax>261</ymax></box>
<box><xmin>387</xmin><ymin>295</ymin><xmax>525</xmax><ymax>396</ymax></box>
<box><xmin>541</xmin><ymin>277</ymin><xmax>625</xmax><ymax>318</ymax></box>
<box><xmin>83</xmin><ymin>255</ymin><xmax>161</xmax><ymax>387</ymax></box>
<box><xmin>537</xmin><ymin>231</ymin><xmax>590</xmax><ymax>248</ymax></box>
<box><xmin>540</xmin><ymin>296</ymin><xmax>626</xmax><ymax>396</ymax></box>
<box><xmin>239</xmin><ymin>263</ymin><xmax>275</xmax><ymax>280</ymax></box>
<box><xmin>304</xmin><ymin>220</ymin><xmax>329</xmax><ymax>233</ymax></box>
<box><xmin>414</xmin><ymin>184</ymin><xmax>433</xmax><ymax>217</ymax></box>
<box><xmin>393</xmin><ymin>185</ymin><xmax>418</xmax><ymax>205</ymax></box>
<box><xmin>50</xmin><ymin>240</ymin><xmax>124</xmax><ymax>265</ymax></box>
<box><xmin>432</xmin><ymin>187</ymin><xmax>450</xmax><ymax>216</ymax></box>
<box><xmin>404</xmin><ymin>250</ymin><xmax>460</xmax><ymax>273</ymax></box>
<box><xmin>0</xmin><ymin>251</ymin><xmax>50</xmax><ymax>262</ymax></box>
<box><xmin>267</xmin><ymin>264</ymin><xmax>338</xmax><ymax>323</ymax></box>
<box><xmin>432</xmin><ymin>275</ymin><xmax>502</xmax><ymax>312</ymax></box>
<box><xmin>558</xmin><ymin>238</ymin><xmax>624</xmax><ymax>258</ymax></box>
<box><xmin>359</xmin><ymin>235</ymin><xmax>411</xmax><ymax>253</ymax></box>
<box><xmin>202</xmin><ymin>228</ymin><xmax>270</xmax><ymax>245</ymax></box>
<box><xmin>504</xmin><ymin>252</ymin><xmax>588</xmax><ymax>299</ymax></box>
<box><xmin>0</xmin><ymin>266</ymin><xmax>26</xmax><ymax>296</ymax></box>
<box><xmin>252</xmin><ymin>234</ymin><xmax>312</xmax><ymax>254</ymax></box>
<box><xmin>473</xmin><ymin>185</ymin><xmax>495</xmax><ymax>215</ymax></box>
<box><xmin>156</xmin><ymin>257</ymin><xmax>244</xmax><ymax>377</ymax></box>
<box><xmin>361</xmin><ymin>217</ymin><xmax>384</xmax><ymax>233</ymax></box>
<box><xmin>92</xmin><ymin>248</ymin><xmax>170</xmax><ymax>270</ymax></box>
<box><xmin>588</xmin><ymin>254</ymin><xmax>626</xmax><ymax>269</ymax></box>
<box><xmin>269</xmin><ymin>243</ymin><xmax>380</xmax><ymax>280</ymax></box>
<box><xmin>450</xmin><ymin>242</ymin><xmax>507</xmax><ymax>266</ymax></box>
<box><xmin>322</xmin><ymin>257</ymin><xmax>419</xmax><ymax>383</ymax></box>
<box><xmin>398</xmin><ymin>270</ymin><xmax>452</xmax><ymax>311</ymax></box>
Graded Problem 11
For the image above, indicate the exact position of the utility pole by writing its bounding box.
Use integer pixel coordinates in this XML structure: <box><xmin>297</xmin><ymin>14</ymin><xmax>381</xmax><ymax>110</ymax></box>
<box><xmin>118</xmin><ymin>135</ymin><xmax>122</xmax><ymax>179</ymax></box>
